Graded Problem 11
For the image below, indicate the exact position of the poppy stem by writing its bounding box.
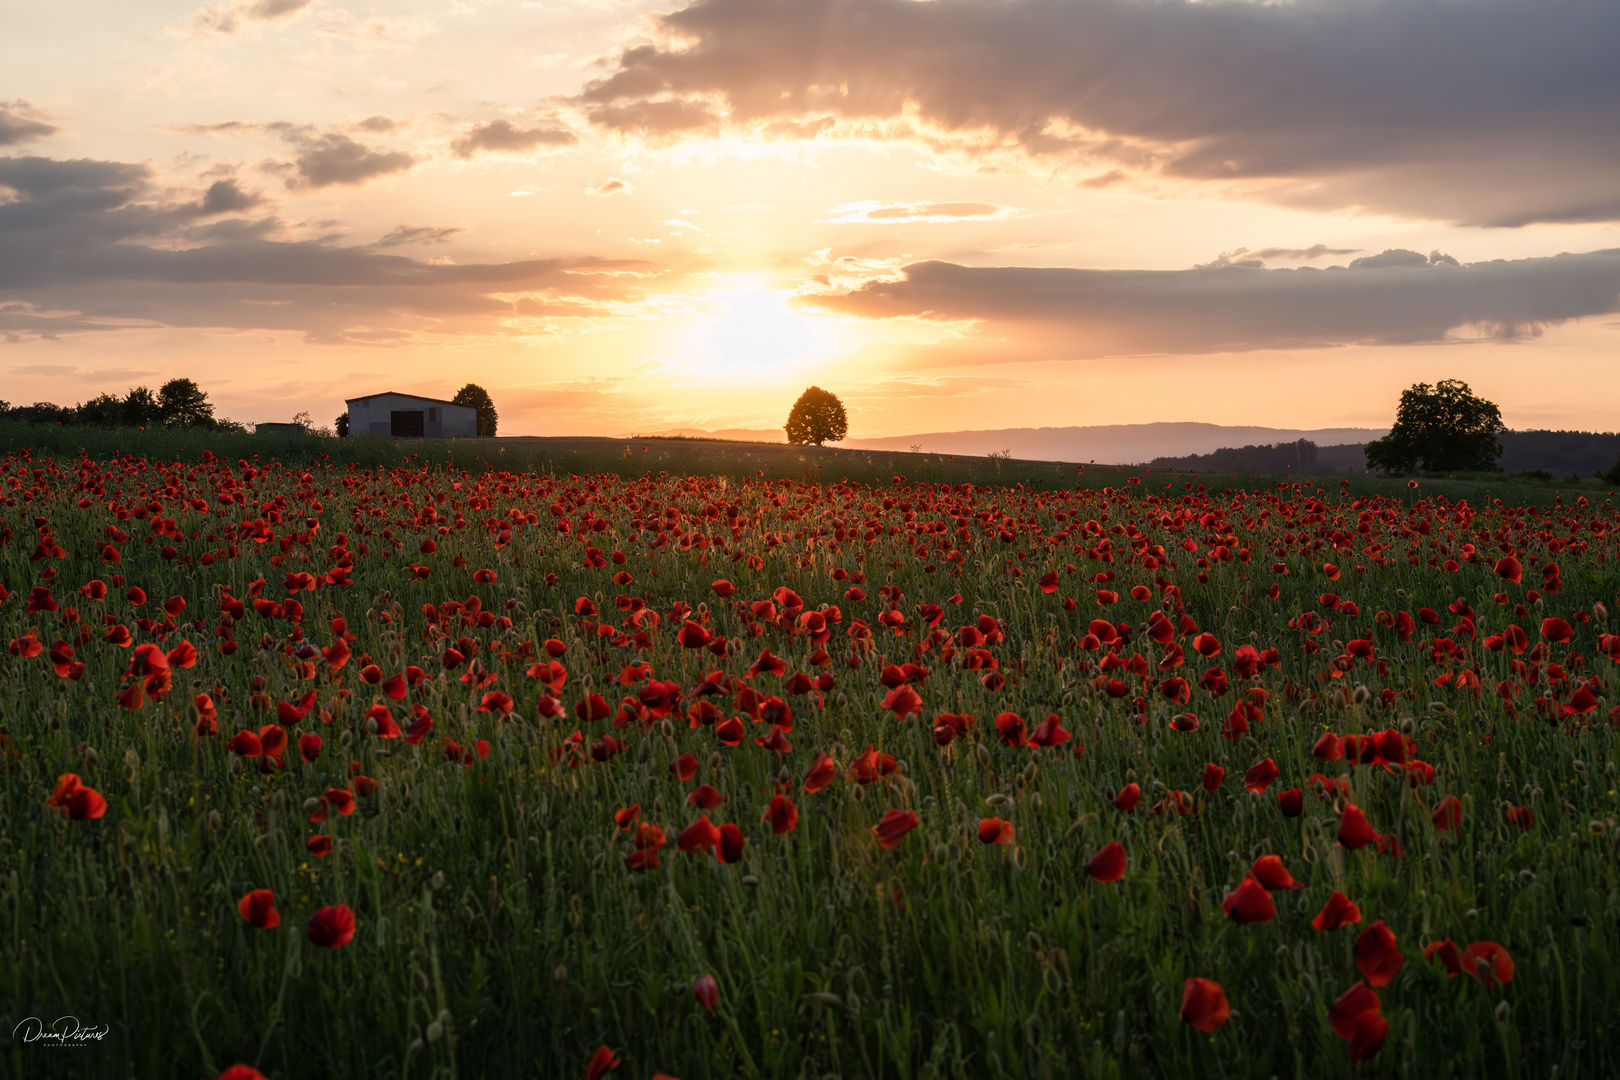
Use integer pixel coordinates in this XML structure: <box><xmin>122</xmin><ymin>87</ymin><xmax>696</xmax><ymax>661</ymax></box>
<box><xmin>253</xmin><ymin>926</ymin><xmax>300</xmax><ymax>1070</ymax></box>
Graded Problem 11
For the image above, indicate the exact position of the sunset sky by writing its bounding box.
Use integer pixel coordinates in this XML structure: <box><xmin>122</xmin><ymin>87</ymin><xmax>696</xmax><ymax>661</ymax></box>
<box><xmin>4</xmin><ymin>0</ymin><xmax>1619</xmax><ymax>438</ymax></box>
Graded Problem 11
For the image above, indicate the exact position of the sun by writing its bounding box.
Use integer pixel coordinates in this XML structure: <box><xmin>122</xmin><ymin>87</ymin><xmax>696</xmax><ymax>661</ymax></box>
<box><xmin>677</xmin><ymin>282</ymin><xmax>844</xmax><ymax>378</ymax></box>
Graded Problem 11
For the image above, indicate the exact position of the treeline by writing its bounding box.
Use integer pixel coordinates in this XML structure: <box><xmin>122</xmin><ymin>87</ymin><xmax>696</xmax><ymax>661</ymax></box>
<box><xmin>2</xmin><ymin>379</ymin><xmax>246</xmax><ymax>433</ymax></box>
<box><xmin>1147</xmin><ymin>439</ymin><xmax>1367</xmax><ymax>476</ymax></box>
<box><xmin>1150</xmin><ymin>430</ymin><xmax>1620</xmax><ymax>480</ymax></box>
<box><xmin>1497</xmin><ymin>430</ymin><xmax>1620</xmax><ymax>478</ymax></box>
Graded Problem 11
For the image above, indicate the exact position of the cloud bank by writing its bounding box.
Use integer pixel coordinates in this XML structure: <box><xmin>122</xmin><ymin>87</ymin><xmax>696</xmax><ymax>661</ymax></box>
<box><xmin>0</xmin><ymin>155</ymin><xmax>642</xmax><ymax>344</ymax></box>
<box><xmin>583</xmin><ymin>0</ymin><xmax>1620</xmax><ymax>225</ymax></box>
<box><xmin>801</xmin><ymin>249</ymin><xmax>1620</xmax><ymax>356</ymax></box>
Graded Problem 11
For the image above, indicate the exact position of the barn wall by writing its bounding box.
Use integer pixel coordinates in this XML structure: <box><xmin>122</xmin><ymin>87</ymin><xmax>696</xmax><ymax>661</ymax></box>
<box><xmin>347</xmin><ymin>394</ymin><xmax>479</xmax><ymax>438</ymax></box>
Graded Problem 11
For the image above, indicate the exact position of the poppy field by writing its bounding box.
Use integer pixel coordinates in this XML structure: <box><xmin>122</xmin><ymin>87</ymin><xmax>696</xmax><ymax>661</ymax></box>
<box><xmin>2</xmin><ymin>445</ymin><xmax>1618</xmax><ymax>1079</ymax></box>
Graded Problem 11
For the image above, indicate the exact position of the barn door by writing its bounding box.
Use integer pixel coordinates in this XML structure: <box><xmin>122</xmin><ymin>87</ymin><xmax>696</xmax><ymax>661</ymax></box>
<box><xmin>391</xmin><ymin>410</ymin><xmax>425</xmax><ymax>437</ymax></box>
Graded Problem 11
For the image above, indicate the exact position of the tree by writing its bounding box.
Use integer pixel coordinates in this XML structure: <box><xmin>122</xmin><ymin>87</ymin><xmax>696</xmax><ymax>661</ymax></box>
<box><xmin>335</xmin><ymin>412</ymin><xmax>350</xmax><ymax>438</ymax></box>
<box><xmin>75</xmin><ymin>393</ymin><xmax>125</xmax><ymax>428</ymax></box>
<box><xmin>1363</xmin><ymin>379</ymin><xmax>1504</xmax><ymax>475</ymax></box>
<box><xmin>157</xmin><ymin>378</ymin><xmax>215</xmax><ymax>429</ymax></box>
<box><xmin>122</xmin><ymin>386</ymin><xmax>161</xmax><ymax>427</ymax></box>
<box><xmin>452</xmin><ymin>383</ymin><xmax>498</xmax><ymax>437</ymax></box>
<box><xmin>784</xmin><ymin>386</ymin><xmax>848</xmax><ymax>447</ymax></box>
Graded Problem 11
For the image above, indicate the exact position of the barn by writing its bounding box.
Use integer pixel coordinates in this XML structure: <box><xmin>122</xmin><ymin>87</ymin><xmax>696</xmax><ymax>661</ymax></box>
<box><xmin>345</xmin><ymin>392</ymin><xmax>479</xmax><ymax>438</ymax></box>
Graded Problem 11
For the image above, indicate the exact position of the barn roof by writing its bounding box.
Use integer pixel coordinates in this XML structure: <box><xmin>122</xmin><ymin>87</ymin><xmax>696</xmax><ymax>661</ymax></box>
<box><xmin>345</xmin><ymin>391</ymin><xmax>471</xmax><ymax>407</ymax></box>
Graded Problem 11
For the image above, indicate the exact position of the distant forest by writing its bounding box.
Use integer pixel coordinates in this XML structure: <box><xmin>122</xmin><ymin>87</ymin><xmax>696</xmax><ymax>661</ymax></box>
<box><xmin>1148</xmin><ymin>430</ymin><xmax>1620</xmax><ymax>478</ymax></box>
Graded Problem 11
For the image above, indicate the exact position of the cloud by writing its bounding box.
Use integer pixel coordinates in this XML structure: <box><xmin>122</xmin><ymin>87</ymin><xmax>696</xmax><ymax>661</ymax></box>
<box><xmin>0</xmin><ymin>153</ymin><xmax>649</xmax><ymax>345</ymax></box>
<box><xmin>0</xmin><ymin>101</ymin><xmax>58</xmax><ymax>145</ymax></box>
<box><xmin>821</xmin><ymin>201</ymin><xmax>1019</xmax><ymax>224</ymax></box>
<box><xmin>279</xmin><ymin>130</ymin><xmax>417</xmax><ymax>189</ymax></box>
<box><xmin>799</xmin><ymin>249</ymin><xmax>1620</xmax><ymax>357</ymax></box>
<box><xmin>1197</xmin><ymin>244</ymin><xmax>1362</xmax><ymax>269</ymax></box>
<box><xmin>586</xmin><ymin>178</ymin><xmax>633</xmax><ymax>197</ymax></box>
<box><xmin>582</xmin><ymin>0</ymin><xmax>1620</xmax><ymax>225</ymax></box>
<box><xmin>450</xmin><ymin>119</ymin><xmax>578</xmax><ymax>159</ymax></box>
<box><xmin>193</xmin><ymin>0</ymin><xmax>314</xmax><ymax>35</ymax></box>
<box><xmin>375</xmin><ymin>224</ymin><xmax>465</xmax><ymax>248</ymax></box>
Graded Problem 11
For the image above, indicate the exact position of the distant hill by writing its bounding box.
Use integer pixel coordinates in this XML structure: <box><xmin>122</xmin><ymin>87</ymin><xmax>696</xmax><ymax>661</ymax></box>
<box><xmin>625</xmin><ymin>427</ymin><xmax>786</xmax><ymax>443</ymax></box>
<box><xmin>842</xmin><ymin>423</ymin><xmax>1389</xmax><ymax>464</ymax></box>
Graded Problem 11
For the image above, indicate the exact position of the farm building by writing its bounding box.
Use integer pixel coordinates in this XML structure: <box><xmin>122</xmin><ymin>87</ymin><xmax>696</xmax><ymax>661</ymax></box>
<box><xmin>345</xmin><ymin>392</ymin><xmax>478</xmax><ymax>438</ymax></box>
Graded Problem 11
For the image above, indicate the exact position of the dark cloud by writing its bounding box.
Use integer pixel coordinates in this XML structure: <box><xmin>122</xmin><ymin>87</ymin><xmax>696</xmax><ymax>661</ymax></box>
<box><xmin>583</xmin><ymin>0</ymin><xmax>1620</xmax><ymax>225</ymax></box>
<box><xmin>0</xmin><ymin>101</ymin><xmax>57</xmax><ymax>145</ymax></box>
<box><xmin>583</xmin><ymin>98</ymin><xmax>722</xmax><ymax>139</ymax></box>
<box><xmin>799</xmin><ymin>249</ymin><xmax>1620</xmax><ymax>357</ymax></box>
<box><xmin>451</xmin><ymin>119</ymin><xmax>578</xmax><ymax>159</ymax></box>
<box><xmin>0</xmin><ymin>153</ymin><xmax>648</xmax><ymax>345</ymax></box>
<box><xmin>1248</xmin><ymin>244</ymin><xmax>1360</xmax><ymax>263</ymax></box>
<box><xmin>355</xmin><ymin>115</ymin><xmax>398</xmax><ymax>134</ymax></box>
<box><xmin>280</xmin><ymin>130</ymin><xmax>416</xmax><ymax>190</ymax></box>
<box><xmin>194</xmin><ymin>0</ymin><xmax>314</xmax><ymax>35</ymax></box>
<box><xmin>375</xmin><ymin>224</ymin><xmax>466</xmax><ymax>248</ymax></box>
<box><xmin>1198</xmin><ymin>244</ymin><xmax>1362</xmax><ymax>269</ymax></box>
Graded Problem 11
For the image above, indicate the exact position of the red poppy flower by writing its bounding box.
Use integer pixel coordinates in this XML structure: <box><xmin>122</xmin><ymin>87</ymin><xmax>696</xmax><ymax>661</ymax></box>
<box><xmin>307</xmin><ymin>904</ymin><xmax>355</xmax><ymax>948</ymax></box>
<box><xmin>1346</xmin><ymin>1008</ymin><xmax>1388</xmax><ymax>1063</ymax></box>
<box><xmin>1311</xmin><ymin>731</ymin><xmax>1344</xmax><ymax>761</ymax></box>
<box><xmin>1337</xmin><ymin>804</ymin><xmax>1377</xmax><ymax>849</ymax></box>
<box><xmin>1327</xmin><ymin>981</ymin><xmax>1381</xmax><ymax>1041</ymax></box>
<box><xmin>754</xmin><ymin>725</ymin><xmax>793</xmax><ymax>754</ymax></box>
<box><xmin>1276</xmin><ymin>787</ymin><xmax>1303</xmax><ymax>816</ymax></box>
<box><xmin>693</xmin><ymin>973</ymin><xmax>719</xmax><ymax>1013</ymax></box>
<box><xmin>871</xmin><ymin>808</ymin><xmax>919</xmax><ymax>849</ymax></box>
<box><xmin>1504</xmin><ymin>804</ymin><xmax>1534</xmax><ymax>831</ymax></box>
<box><xmin>714</xmin><ymin>717</ymin><xmax>745</xmax><ymax>746</ymax></box>
<box><xmin>802</xmin><ymin>752</ymin><xmax>838</xmax><ymax>792</ymax></box>
<box><xmin>586</xmin><ymin>1046</ymin><xmax>620</xmax><ymax>1080</ymax></box>
<box><xmin>1461</xmin><ymin>941</ymin><xmax>1515</xmax><ymax>986</ymax></box>
<box><xmin>615</xmin><ymin>805</ymin><xmax>641</xmax><ymax>829</ymax></box>
<box><xmin>670</xmin><ymin>752</ymin><xmax>699</xmax><ymax>781</ymax></box>
<box><xmin>1168</xmin><ymin>712</ymin><xmax>1200</xmax><ymax>733</ymax></box>
<box><xmin>882</xmin><ymin>684</ymin><xmax>924</xmax><ymax>720</ymax></box>
<box><xmin>1540</xmin><ymin>617</ymin><xmax>1573</xmax><ymax>643</ymax></box>
<box><xmin>1354</xmin><ymin>920</ymin><xmax>1404</xmax><ymax>986</ymax></box>
<box><xmin>238</xmin><ymin>889</ymin><xmax>280</xmax><ymax>929</ymax></box>
<box><xmin>1086</xmin><ymin>841</ymin><xmax>1126</xmax><ymax>883</ymax></box>
<box><xmin>763</xmin><ymin>794</ymin><xmax>798</xmax><ymax>834</ymax></box>
<box><xmin>1494</xmin><ymin>556</ymin><xmax>1522</xmax><ymax>583</ymax></box>
<box><xmin>1113</xmin><ymin>782</ymin><xmax>1141</xmax><ymax>813</ymax></box>
<box><xmin>678</xmin><ymin>814</ymin><xmax>722</xmax><ymax>854</ymax></box>
<box><xmin>688</xmin><ymin>784</ymin><xmax>725</xmax><ymax>810</ymax></box>
<box><xmin>1200</xmin><ymin>761</ymin><xmax>1226</xmax><ymax>792</ymax></box>
<box><xmin>1221</xmin><ymin>877</ymin><xmax>1276</xmax><ymax>924</ymax></box>
<box><xmin>47</xmin><ymin>774</ymin><xmax>108</xmax><ymax>820</ymax></box>
<box><xmin>218</xmin><ymin>1066</ymin><xmax>270</xmax><ymax>1080</ymax></box>
<box><xmin>1432</xmin><ymin>794</ymin><xmax>1463</xmax><ymax>831</ymax></box>
<box><xmin>1027</xmin><ymin>713</ymin><xmax>1071</xmax><ymax>748</ymax></box>
<box><xmin>405</xmin><ymin>706</ymin><xmax>434</xmax><ymax>744</ymax></box>
<box><xmin>297</xmin><ymin>733</ymin><xmax>322</xmax><ymax>763</ymax></box>
<box><xmin>229</xmin><ymin>730</ymin><xmax>263</xmax><ymax>758</ymax></box>
<box><xmin>1250</xmin><ymin>854</ymin><xmax>1303</xmax><ymax>891</ymax></box>
<box><xmin>1425</xmin><ymin>939</ymin><xmax>1462</xmax><ymax>977</ymax></box>
<box><xmin>365</xmin><ymin>704</ymin><xmax>401</xmax><ymax>738</ymax></box>
<box><xmin>1179</xmin><ymin>978</ymin><xmax>1230</xmax><ymax>1033</ymax></box>
<box><xmin>978</xmin><ymin>817</ymin><xmax>1015</xmax><ymax>844</ymax></box>
<box><xmin>1312</xmin><ymin>890</ymin><xmax>1362</xmax><ymax>931</ymax></box>
<box><xmin>717</xmin><ymin>822</ymin><xmax>746</xmax><ymax>863</ymax></box>
<box><xmin>1242</xmin><ymin>758</ymin><xmax>1280</xmax><ymax>793</ymax></box>
<box><xmin>994</xmin><ymin>711</ymin><xmax>1026</xmax><ymax>746</ymax></box>
<box><xmin>307</xmin><ymin>835</ymin><xmax>334</xmax><ymax>857</ymax></box>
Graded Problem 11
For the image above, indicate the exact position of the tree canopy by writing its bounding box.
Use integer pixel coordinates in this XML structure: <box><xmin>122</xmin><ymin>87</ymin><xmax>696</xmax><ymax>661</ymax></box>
<box><xmin>1364</xmin><ymin>379</ymin><xmax>1503</xmax><ymax>475</ymax></box>
<box><xmin>784</xmin><ymin>386</ymin><xmax>848</xmax><ymax>447</ymax></box>
<box><xmin>453</xmin><ymin>383</ymin><xmax>498</xmax><ymax>437</ymax></box>
<box><xmin>158</xmin><ymin>378</ymin><xmax>215</xmax><ymax>429</ymax></box>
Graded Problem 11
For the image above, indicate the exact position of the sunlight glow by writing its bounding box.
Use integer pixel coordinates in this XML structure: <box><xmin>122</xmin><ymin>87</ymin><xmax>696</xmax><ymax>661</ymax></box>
<box><xmin>677</xmin><ymin>284</ymin><xmax>846</xmax><ymax>378</ymax></box>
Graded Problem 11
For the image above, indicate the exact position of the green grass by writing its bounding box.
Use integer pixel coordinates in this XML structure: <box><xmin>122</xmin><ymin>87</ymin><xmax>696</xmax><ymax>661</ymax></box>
<box><xmin>0</xmin><ymin>433</ymin><xmax>1616</xmax><ymax>1079</ymax></box>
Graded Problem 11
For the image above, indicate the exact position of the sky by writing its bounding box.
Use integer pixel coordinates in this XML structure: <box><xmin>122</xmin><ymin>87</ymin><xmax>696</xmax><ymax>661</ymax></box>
<box><xmin>3</xmin><ymin>0</ymin><xmax>1619</xmax><ymax>438</ymax></box>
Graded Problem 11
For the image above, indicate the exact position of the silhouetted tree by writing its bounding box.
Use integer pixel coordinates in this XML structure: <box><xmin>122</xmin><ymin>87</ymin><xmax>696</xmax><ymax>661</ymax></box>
<box><xmin>122</xmin><ymin>386</ymin><xmax>161</xmax><ymax>427</ymax></box>
<box><xmin>452</xmin><ymin>383</ymin><xmax>498</xmax><ymax>436</ymax></box>
<box><xmin>1364</xmin><ymin>379</ymin><xmax>1503</xmax><ymax>474</ymax></box>
<box><xmin>784</xmin><ymin>386</ymin><xmax>848</xmax><ymax>447</ymax></box>
<box><xmin>336</xmin><ymin>413</ymin><xmax>350</xmax><ymax>438</ymax></box>
<box><xmin>158</xmin><ymin>378</ymin><xmax>215</xmax><ymax>429</ymax></box>
<box><xmin>76</xmin><ymin>393</ymin><xmax>126</xmax><ymax>428</ymax></box>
